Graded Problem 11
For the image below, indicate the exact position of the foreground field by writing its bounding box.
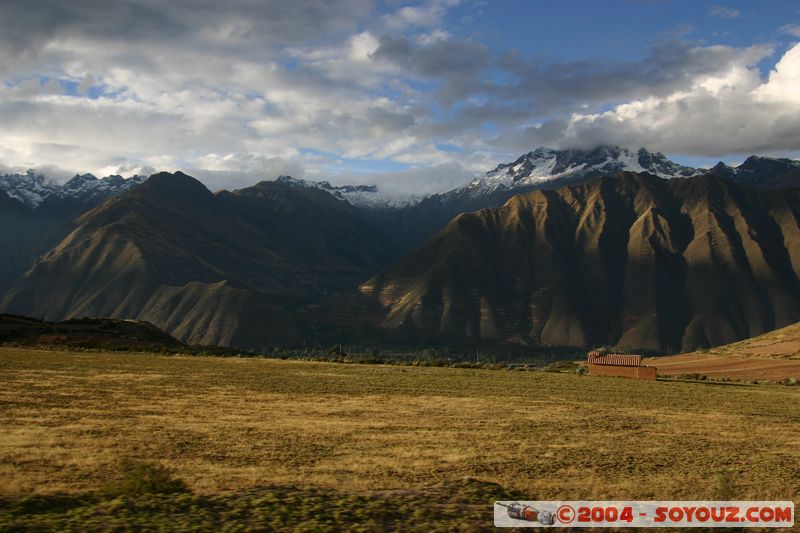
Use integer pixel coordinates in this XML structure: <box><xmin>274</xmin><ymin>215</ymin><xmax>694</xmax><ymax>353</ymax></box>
<box><xmin>1</xmin><ymin>347</ymin><xmax>799</xmax><ymax>530</ymax></box>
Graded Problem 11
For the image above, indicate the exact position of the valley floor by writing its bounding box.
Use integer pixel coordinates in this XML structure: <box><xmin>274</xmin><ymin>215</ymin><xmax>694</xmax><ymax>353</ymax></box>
<box><xmin>1</xmin><ymin>347</ymin><xmax>799</xmax><ymax>530</ymax></box>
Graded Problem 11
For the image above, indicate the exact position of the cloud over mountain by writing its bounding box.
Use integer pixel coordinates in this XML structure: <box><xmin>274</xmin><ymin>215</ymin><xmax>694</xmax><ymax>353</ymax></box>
<box><xmin>502</xmin><ymin>42</ymin><xmax>800</xmax><ymax>157</ymax></box>
<box><xmin>0</xmin><ymin>1</ymin><xmax>798</xmax><ymax>194</ymax></box>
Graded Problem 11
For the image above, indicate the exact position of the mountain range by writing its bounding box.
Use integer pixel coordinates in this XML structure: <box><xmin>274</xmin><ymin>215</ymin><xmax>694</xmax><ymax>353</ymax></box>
<box><xmin>1</xmin><ymin>146</ymin><xmax>798</xmax><ymax>352</ymax></box>
<box><xmin>361</xmin><ymin>172</ymin><xmax>800</xmax><ymax>352</ymax></box>
<box><xmin>708</xmin><ymin>155</ymin><xmax>800</xmax><ymax>190</ymax></box>
<box><xmin>0</xmin><ymin>172</ymin><xmax>148</xmax><ymax>293</ymax></box>
<box><xmin>281</xmin><ymin>146</ymin><xmax>798</xmax><ymax>256</ymax></box>
<box><xmin>0</xmin><ymin>171</ymin><xmax>147</xmax><ymax>209</ymax></box>
<box><xmin>1</xmin><ymin>172</ymin><xmax>390</xmax><ymax>347</ymax></box>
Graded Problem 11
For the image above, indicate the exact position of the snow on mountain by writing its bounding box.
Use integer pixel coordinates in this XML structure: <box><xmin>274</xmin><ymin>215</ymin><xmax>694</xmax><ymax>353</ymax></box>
<box><xmin>462</xmin><ymin>146</ymin><xmax>702</xmax><ymax>198</ymax></box>
<box><xmin>0</xmin><ymin>170</ymin><xmax>60</xmax><ymax>207</ymax></box>
<box><xmin>708</xmin><ymin>155</ymin><xmax>800</xmax><ymax>189</ymax></box>
<box><xmin>54</xmin><ymin>173</ymin><xmax>148</xmax><ymax>202</ymax></box>
<box><xmin>0</xmin><ymin>171</ymin><xmax>148</xmax><ymax>208</ymax></box>
<box><xmin>274</xmin><ymin>175</ymin><xmax>422</xmax><ymax>208</ymax></box>
<box><xmin>0</xmin><ymin>146</ymin><xmax>741</xmax><ymax>212</ymax></box>
<box><xmin>273</xmin><ymin>146</ymin><xmax>705</xmax><ymax>210</ymax></box>
<box><xmin>713</xmin><ymin>155</ymin><xmax>800</xmax><ymax>178</ymax></box>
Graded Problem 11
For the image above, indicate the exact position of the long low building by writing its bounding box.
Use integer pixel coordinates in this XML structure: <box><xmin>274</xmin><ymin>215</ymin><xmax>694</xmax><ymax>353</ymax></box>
<box><xmin>587</xmin><ymin>351</ymin><xmax>657</xmax><ymax>381</ymax></box>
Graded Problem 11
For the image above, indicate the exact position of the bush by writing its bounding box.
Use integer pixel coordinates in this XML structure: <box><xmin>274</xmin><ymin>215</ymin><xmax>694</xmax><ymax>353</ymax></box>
<box><xmin>102</xmin><ymin>459</ymin><xmax>189</xmax><ymax>497</ymax></box>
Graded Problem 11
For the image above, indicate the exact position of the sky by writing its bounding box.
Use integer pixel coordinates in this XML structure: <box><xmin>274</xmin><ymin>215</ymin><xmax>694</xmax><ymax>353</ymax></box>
<box><xmin>0</xmin><ymin>0</ymin><xmax>799</xmax><ymax>195</ymax></box>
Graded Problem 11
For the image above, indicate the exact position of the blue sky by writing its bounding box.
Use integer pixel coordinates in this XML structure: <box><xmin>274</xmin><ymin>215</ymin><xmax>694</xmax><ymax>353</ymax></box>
<box><xmin>470</xmin><ymin>1</ymin><xmax>792</xmax><ymax>61</ymax></box>
<box><xmin>0</xmin><ymin>1</ymin><xmax>798</xmax><ymax>193</ymax></box>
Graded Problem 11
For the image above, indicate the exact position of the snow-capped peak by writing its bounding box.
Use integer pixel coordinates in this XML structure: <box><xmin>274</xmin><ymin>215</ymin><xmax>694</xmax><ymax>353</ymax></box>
<box><xmin>708</xmin><ymin>155</ymin><xmax>800</xmax><ymax>188</ymax></box>
<box><xmin>463</xmin><ymin>146</ymin><xmax>702</xmax><ymax>197</ymax></box>
<box><xmin>274</xmin><ymin>175</ymin><xmax>422</xmax><ymax>208</ymax></box>
<box><xmin>55</xmin><ymin>173</ymin><xmax>147</xmax><ymax>201</ymax></box>
<box><xmin>0</xmin><ymin>171</ymin><xmax>148</xmax><ymax>208</ymax></box>
<box><xmin>0</xmin><ymin>170</ymin><xmax>59</xmax><ymax>207</ymax></box>
<box><xmin>271</xmin><ymin>147</ymin><xmax>703</xmax><ymax>209</ymax></box>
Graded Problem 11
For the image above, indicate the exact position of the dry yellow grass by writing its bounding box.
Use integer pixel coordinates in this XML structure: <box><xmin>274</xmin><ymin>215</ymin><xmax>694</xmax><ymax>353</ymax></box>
<box><xmin>697</xmin><ymin>321</ymin><xmax>800</xmax><ymax>359</ymax></box>
<box><xmin>1</xmin><ymin>346</ymin><xmax>799</xmax><ymax>506</ymax></box>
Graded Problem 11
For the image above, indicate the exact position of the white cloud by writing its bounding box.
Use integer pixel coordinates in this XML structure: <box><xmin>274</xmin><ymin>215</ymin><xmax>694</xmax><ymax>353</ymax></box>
<box><xmin>756</xmin><ymin>43</ymin><xmax>800</xmax><ymax>104</ymax></box>
<box><xmin>708</xmin><ymin>5</ymin><xmax>741</xmax><ymax>19</ymax></box>
<box><xmin>77</xmin><ymin>73</ymin><xmax>95</xmax><ymax>94</ymax></box>
<box><xmin>512</xmin><ymin>43</ymin><xmax>800</xmax><ymax>157</ymax></box>
<box><xmin>382</xmin><ymin>0</ymin><xmax>460</xmax><ymax>30</ymax></box>
<box><xmin>781</xmin><ymin>24</ymin><xmax>800</xmax><ymax>37</ymax></box>
<box><xmin>333</xmin><ymin>161</ymin><xmax>476</xmax><ymax>196</ymax></box>
<box><xmin>0</xmin><ymin>1</ymin><xmax>798</xmax><ymax>197</ymax></box>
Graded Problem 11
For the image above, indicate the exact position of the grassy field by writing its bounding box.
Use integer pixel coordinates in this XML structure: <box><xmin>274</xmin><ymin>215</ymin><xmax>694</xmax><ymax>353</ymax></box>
<box><xmin>1</xmin><ymin>347</ymin><xmax>799</xmax><ymax>530</ymax></box>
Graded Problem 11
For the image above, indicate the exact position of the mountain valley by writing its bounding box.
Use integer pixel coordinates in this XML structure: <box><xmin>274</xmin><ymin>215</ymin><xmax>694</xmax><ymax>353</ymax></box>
<box><xmin>2</xmin><ymin>147</ymin><xmax>798</xmax><ymax>352</ymax></box>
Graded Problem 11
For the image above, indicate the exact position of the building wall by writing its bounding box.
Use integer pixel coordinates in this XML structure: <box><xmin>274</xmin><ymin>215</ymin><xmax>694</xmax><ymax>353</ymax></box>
<box><xmin>588</xmin><ymin>364</ymin><xmax>657</xmax><ymax>381</ymax></box>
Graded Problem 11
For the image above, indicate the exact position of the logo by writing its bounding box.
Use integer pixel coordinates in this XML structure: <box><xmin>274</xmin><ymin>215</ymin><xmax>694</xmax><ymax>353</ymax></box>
<box><xmin>496</xmin><ymin>502</ymin><xmax>555</xmax><ymax>525</ymax></box>
<box><xmin>557</xmin><ymin>505</ymin><xmax>575</xmax><ymax>524</ymax></box>
<box><xmin>494</xmin><ymin>501</ymin><xmax>794</xmax><ymax>528</ymax></box>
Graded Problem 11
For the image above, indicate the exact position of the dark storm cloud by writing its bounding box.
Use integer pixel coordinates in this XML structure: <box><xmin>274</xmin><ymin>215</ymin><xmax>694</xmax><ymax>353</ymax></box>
<box><xmin>0</xmin><ymin>0</ymin><xmax>375</xmax><ymax>72</ymax></box>
<box><xmin>493</xmin><ymin>39</ymin><xmax>758</xmax><ymax>112</ymax></box>
<box><xmin>371</xmin><ymin>33</ymin><xmax>492</xmax><ymax>104</ymax></box>
<box><xmin>366</xmin><ymin>30</ymin><xmax>773</xmax><ymax>150</ymax></box>
<box><xmin>0</xmin><ymin>0</ymin><xmax>374</xmax><ymax>45</ymax></box>
<box><xmin>372</xmin><ymin>34</ymin><xmax>491</xmax><ymax>77</ymax></box>
<box><xmin>489</xmin><ymin>42</ymin><xmax>800</xmax><ymax>157</ymax></box>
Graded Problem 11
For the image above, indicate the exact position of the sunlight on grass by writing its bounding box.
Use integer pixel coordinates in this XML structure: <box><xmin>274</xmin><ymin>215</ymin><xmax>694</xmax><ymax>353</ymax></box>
<box><xmin>1</xmin><ymin>346</ymin><xmax>798</xmax><ymax>529</ymax></box>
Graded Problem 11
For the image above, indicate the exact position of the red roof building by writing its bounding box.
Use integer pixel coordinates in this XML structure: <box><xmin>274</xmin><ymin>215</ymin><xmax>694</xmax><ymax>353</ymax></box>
<box><xmin>586</xmin><ymin>351</ymin><xmax>656</xmax><ymax>381</ymax></box>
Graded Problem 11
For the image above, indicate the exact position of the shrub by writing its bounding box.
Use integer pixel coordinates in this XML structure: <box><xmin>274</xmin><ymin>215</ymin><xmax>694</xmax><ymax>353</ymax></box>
<box><xmin>102</xmin><ymin>459</ymin><xmax>189</xmax><ymax>497</ymax></box>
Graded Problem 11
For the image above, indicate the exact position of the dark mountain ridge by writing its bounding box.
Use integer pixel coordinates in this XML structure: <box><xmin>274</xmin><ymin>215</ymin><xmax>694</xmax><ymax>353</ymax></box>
<box><xmin>0</xmin><ymin>172</ymin><xmax>149</xmax><ymax>293</ymax></box>
<box><xmin>0</xmin><ymin>172</ymin><xmax>391</xmax><ymax>348</ymax></box>
<box><xmin>709</xmin><ymin>156</ymin><xmax>800</xmax><ymax>190</ymax></box>
<box><xmin>352</xmin><ymin>149</ymin><xmax>799</xmax><ymax>256</ymax></box>
<box><xmin>360</xmin><ymin>172</ymin><xmax>800</xmax><ymax>352</ymax></box>
<box><xmin>1</xmin><ymin>148</ymin><xmax>799</xmax><ymax>352</ymax></box>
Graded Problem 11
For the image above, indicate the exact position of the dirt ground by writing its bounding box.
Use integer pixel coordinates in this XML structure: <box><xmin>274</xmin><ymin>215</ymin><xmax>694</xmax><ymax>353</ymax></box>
<box><xmin>646</xmin><ymin>353</ymin><xmax>800</xmax><ymax>381</ymax></box>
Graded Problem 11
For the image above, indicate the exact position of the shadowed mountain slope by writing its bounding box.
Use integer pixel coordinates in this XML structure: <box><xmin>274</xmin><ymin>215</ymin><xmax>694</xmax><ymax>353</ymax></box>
<box><xmin>0</xmin><ymin>172</ymin><xmax>391</xmax><ymax>348</ymax></box>
<box><xmin>0</xmin><ymin>192</ymin><xmax>36</xmax><ymax>290</ymax></box>
<box><xmin>709</xmin><ymin>156</ymin><xmax>800</xmax><ymax>190</ymax></box>
<box><xmin>0</xmin><ymin>174</ymin><xmax>148</xmax><ymax>294</ymax></box>
<box><xmin>359</xmin><ymin>150</ymin><xmax>799</xmax><ymax>256</ymax></box>
<box><xmin>360</xmin><ymin>172</ymin><xmax>800</xmax><ymax>352</ymax></box>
